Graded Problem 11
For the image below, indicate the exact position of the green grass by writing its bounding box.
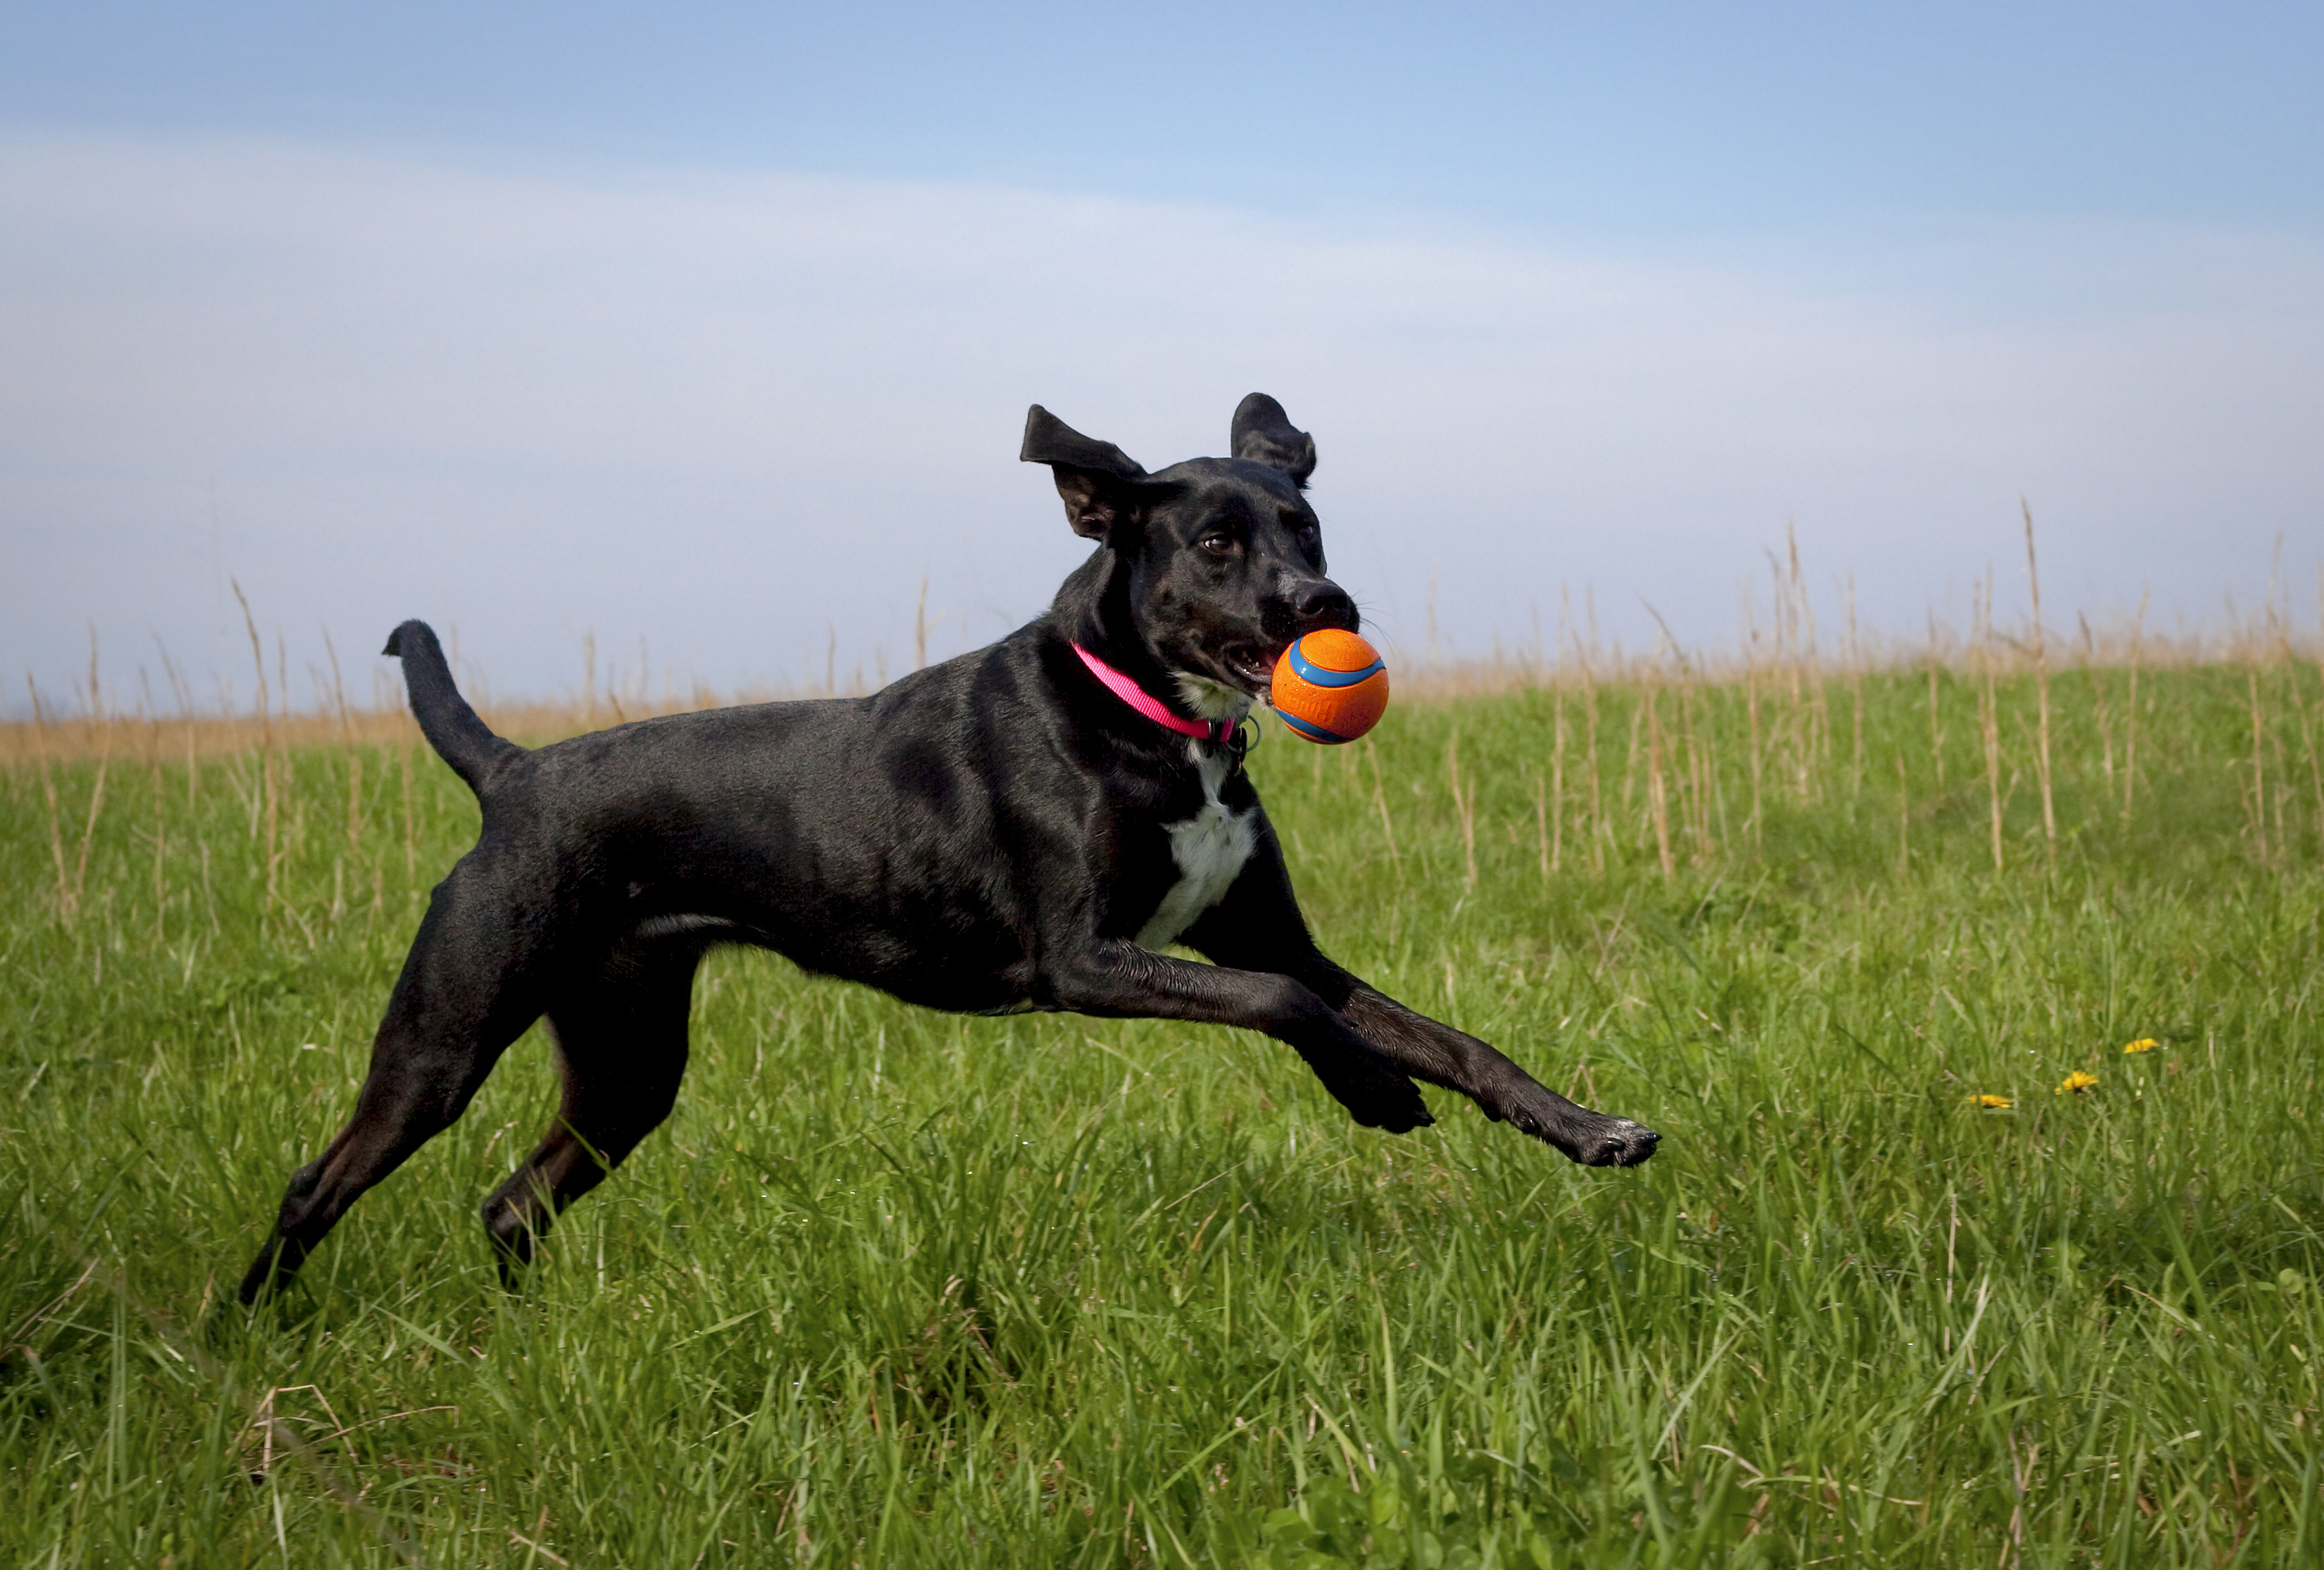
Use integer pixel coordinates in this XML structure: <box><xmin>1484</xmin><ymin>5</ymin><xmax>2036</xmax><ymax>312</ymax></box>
<box><xmin>4</xmin><ymin>660</ymin><xmax>2322</xmax><ymax>1567</ymax></box>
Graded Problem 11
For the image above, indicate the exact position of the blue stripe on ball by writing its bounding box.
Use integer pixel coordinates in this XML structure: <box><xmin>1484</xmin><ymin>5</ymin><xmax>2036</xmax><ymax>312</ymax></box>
<box><xmin>1287</xmin><ymin>641</ymin><xmax>1386</xmax><ymax>689</ymax></box>
<box><xmin>1276</xmin><ymin>708</ymin><xmax>1350</xmax><ymax>743</ymax></box>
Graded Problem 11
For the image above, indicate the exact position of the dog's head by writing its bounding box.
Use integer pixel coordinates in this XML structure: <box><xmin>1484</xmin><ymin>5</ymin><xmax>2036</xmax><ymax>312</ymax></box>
<box><xmin>1024</xmin><ymin>394</ymin><xmax>1357</xmax><ymax>716</ymax></box>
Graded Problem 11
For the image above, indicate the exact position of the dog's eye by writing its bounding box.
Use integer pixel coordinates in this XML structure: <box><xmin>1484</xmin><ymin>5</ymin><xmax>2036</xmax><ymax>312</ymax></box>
<box><xmin>1200</xmin><ymin>533</ymin><xmax>1239</xmax><ymax>557</ymax></box>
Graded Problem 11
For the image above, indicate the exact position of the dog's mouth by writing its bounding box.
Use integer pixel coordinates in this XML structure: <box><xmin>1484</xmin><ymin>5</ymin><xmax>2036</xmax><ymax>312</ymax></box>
<box><xmin>1218</xmin><ymin>642</ymin><xmax>1285</xmax><ymax>698</ymax></box>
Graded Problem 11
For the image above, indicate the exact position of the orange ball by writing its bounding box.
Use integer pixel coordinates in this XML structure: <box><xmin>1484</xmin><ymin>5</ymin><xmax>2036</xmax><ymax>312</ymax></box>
<box><xmin>1271</xmin><ymin>629</ymin><xmax>1390</xmax><ymax>744</ymax></box>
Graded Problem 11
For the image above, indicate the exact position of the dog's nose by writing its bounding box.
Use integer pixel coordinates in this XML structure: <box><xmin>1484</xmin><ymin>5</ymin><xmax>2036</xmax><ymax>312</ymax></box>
<box><xmin>1293</xmin><ymin>581</ymin><xmax>1357</xmax><ymax>632</ymax></box>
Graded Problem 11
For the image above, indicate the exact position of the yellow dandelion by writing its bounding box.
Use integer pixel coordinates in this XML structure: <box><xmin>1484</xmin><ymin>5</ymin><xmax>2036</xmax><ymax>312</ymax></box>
<box><xmin>2123</xmin><ymin>1037</ymin><xmax>2158</xmax><ymax>1054</ymax></box>
<box><xmin>2056</xmin><ymin>1071</ymin><xmax>2099</xmax><ymax>1095</ymax></box>
<box><xmin>1970</xmin><ymin>1093</ymin><xmax>2013</xmax><ymax>1109</ymax></box>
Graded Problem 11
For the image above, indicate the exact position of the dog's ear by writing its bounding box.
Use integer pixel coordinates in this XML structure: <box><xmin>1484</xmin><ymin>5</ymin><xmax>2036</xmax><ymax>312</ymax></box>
<box><xmin>1021</xmin><ymin>405</ymin><xmax>1150</xmax><ymax>541</ymax></box>
<box><xmin>1229</xmin><ymin>392</ymin><xmax>1316</xmax><ymax>488</ymax></box>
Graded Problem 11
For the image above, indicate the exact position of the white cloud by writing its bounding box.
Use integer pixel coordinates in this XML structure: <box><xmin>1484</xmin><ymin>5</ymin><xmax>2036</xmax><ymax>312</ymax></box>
<box><xmin>3</xmin><ymin>127</ymin><xmax>2319</xmax><ymax>709</ymax></box>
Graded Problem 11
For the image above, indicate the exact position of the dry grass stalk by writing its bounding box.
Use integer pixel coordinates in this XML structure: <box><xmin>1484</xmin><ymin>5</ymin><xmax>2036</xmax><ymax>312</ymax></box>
<box><xmin>1742</xmin><ymin>593</ymin><xmax>1765</xmax><ymax>847</ymax></box>
<box><xmin>2124</xmin><ymin>587</ymin><xmax>2147</xmax><ymax>819</ymax></box>
<box><xmin>399</xmin><ymin>741</ymin><xmax>416</xmax><ymax>880</ymax></box>
<box><xmin>2079</xmin><ymin>615</ymin><xmax>2115</xmax><ymax>785</ymax></box>
<box><xmin>1767</xmin><ymin>548</ymin><xmax>1801</xmax><ymax>798</ymax></box>
<box><xmin>2265</xmin><ymin>564</ymin><xmax>2305</xmax><ymax>850</ymax></box>
<box><xmin>325</xmin><ymin>629</ymin><xmax>363</xmax><ymax>862</ymax></box>
<box><xmin>2289</xmin><ymin>614</ymin><xmax>2324</xmax><ymax>841</ymax></box>
<box><xmin>153</xmin><ymin>640</ymin><xmax>201</xmax><ymax>806</ymax></box>
<box><xmin>1896</xmin><ymin>753</ymin><xmax>1910</xmax><ymax>878</ymax></box>
<box><xmin>1366</xmin><ymin>744</ymin><xmax>1401</xmax><ymax>877</ymax></box>
<box><xmin>231</xmin><ymin>579</ymin><xmax>282</xmax><ymax>919</ymax></box>
<box><xmin>1703</xmin><ymin>685</ymin><xmax>1731</xmax><ymax>854</ymax></box>
<box><xmin>324</xmin><ymin>628</ymin><xmax>383</xmax><ymax>915</ymax></box>
<box><xmin>1774</xmin><ymin>540</ymin><xmax>1800</xmax><ymax>797</ymax></box>
<box><xmin>1533</xmin><ymin>769</ymin><xmax>1550</xmax><ymax>884</ymax></box>
<box><xmin>30</xmin><ymin>685</ymin><xmax>76</xmax><ymax>924</ymax></box>
<box><xmin>1926</xmin><ymin>613</ymin><xmax>1945</xmax><ymax>792</ymax></box>
<box><xmin>2246</xmin><ymin>661</ymin><xmax>2269</xmax><ymax>864</ymax></box>
<box><xmin>1548</xmin><ymin>681</ymin><xmax>1564</xmax><ymax>875</ymax></box>
<box><xmin>2022</xmin><ymin>503</ymin><xmax>2056</xmax><ymax>856</ymax></box>
<box><xmin>1784</xmin><ymin>525</ymin><xmax>1829</xmax><ymax>796</ymax></box>
<box><xmin>2312</xmin><ymin>573</ymin><xmax>2324</xmax><ymax>837</ymax></box>
<box><xmin>141</xmin><ymin>705</ymin><xmax>166</xmax><ymax>941</ymax></box>
<box><xmin>1978</xmin><ymin>573</ymin><xmax>2004</xmax><ymax>872</ymax></box>
<box><xmin>32</xmin><ymin>666</ymin><xmax>116</xmax><ymax>929</ymax></box>
<box><xmin>74</xmin><ymin>751</ymin><xmax>111</xmax><ymax>921</ymax></box>
<box><xmin>1577</xmin><ymin>634</ymin><xmax>1605</xmax><ymax>874</ymax></box>
<box><xmin>1643</xmin><ymin>606</ymin><xmax>1709</xmax><ymax>865</ymax></box>
<box><xmin>1446</xmin><ymin>728</ymin><xmax>1478</xmax><ymax>885</ymax></box>
<box><xmin>1643</xmin><ymin>674</ymin><xmax>1674</xmax><ymax>880</ymax></box>
<box><xmin>1620</xmin><ymin>697</ymin><xmax>1644</xmax><ymax>836</ymax></box>
<box><xmin>1682</xmin><ymin>674</ymin><xmax>1713</xmax><ymax>863</ymax></box>
<box><xmin>2258</xmin><ymin>568</ymin><xmax>2309</xmax><ymax>842</ymax></box>
<box><xmin>1845</xmin><ymin>573</ymin><xmax>1865</xmax><ymax>796</ymax></box>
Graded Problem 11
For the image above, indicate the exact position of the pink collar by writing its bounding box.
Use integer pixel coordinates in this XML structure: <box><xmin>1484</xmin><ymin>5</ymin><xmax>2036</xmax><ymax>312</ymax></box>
<box><xmin>1072</xmin><ymin>642</ymin><xmax>1236</xmax><ymax>746</ymax></box>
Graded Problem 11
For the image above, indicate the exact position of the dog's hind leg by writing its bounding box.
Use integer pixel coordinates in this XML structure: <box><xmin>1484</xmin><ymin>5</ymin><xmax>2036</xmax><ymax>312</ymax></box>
<box><xmin>478</xmin><ymin>943</ymin><xmax>698</xmax><ymax>1284</ymax></box>
<box><xmin>238</xmin><ymin>859</ymin><xmax>552</xmax><ymax>1304</ymax></box>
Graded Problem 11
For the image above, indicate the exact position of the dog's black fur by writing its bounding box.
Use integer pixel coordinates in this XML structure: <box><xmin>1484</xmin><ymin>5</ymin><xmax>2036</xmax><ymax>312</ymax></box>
<box><xmin>238</xmin><ymin>394</ymin><xmax>1655</xmax><ymax>1304</ymax></box>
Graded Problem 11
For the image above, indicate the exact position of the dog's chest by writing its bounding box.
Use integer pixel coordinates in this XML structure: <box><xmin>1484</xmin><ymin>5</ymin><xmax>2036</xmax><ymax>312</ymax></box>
<box><xmin>1133</xmin><ymin>748</ymin><xmax>1257</xmax><ymax>950</ymax></box>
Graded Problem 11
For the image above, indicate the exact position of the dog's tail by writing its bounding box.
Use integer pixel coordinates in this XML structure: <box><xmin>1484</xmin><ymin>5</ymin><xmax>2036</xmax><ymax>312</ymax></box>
<box><xmin>383</xmin><ymin>620</ymin><xmax>524</xmax><ymax>795</ymax></box>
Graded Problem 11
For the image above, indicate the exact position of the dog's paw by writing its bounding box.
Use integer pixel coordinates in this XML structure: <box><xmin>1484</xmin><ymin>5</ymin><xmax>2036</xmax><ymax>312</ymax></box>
<box><xmin>1503</xmin><ymin>1093</ymin><xmax>1659</xmax><ymax>1167</ymax></box>
<box><xmin>1579</xmin><ymin>1119</ymin><xmax>1660</xmax><ymax>1167</ymax></box>
<box><xmin>1329</xmin><ymin>1063</ymin><xmax>1433</xmax><ymax>1134</ymax></box>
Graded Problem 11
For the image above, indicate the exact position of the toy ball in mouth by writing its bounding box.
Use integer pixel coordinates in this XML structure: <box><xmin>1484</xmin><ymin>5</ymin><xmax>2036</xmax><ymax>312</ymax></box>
<box><xmin>1270</xmin><ymin>630</ymin><xmax>1389</xmax><ymax>744</ymax></box>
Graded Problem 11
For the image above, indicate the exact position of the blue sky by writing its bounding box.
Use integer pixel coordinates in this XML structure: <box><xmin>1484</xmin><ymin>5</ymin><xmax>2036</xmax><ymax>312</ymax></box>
<box><xmin>11</xmin><ymin>3</ymin><xmax>2316</xmax><ymax>233</ymax></box>
<box><xmin>4</xmin><ymin>3</ymin><xmax>2319</xmax><ymax>707</ymax></box>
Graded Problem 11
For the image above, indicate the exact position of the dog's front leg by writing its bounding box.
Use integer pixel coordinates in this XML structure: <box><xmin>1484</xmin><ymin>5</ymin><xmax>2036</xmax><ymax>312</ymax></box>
<box><xmin>1043</xmin><ymin>941</ymin><xmax>1432</xmax><ymax>1133</ymax></box>
<box><xmin>1328</xmin><ymin>983</ymin><xmax>1657</xmax><ymax>1166</ymax></box>
<box><xmin>1182</xmin><ymin>837</ymin><xmax>1658</xmax><ymax>1167</ymax></box>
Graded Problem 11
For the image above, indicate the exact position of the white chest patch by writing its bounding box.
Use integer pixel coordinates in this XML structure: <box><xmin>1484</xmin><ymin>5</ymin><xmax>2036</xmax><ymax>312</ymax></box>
<box><xmin>1135</xmin><ymin>745</ymin><xmax>1258</xmax><ymax>950</ymax></box>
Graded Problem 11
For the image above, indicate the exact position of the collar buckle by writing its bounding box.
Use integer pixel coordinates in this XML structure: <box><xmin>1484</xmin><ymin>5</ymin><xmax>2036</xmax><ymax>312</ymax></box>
<box><xmin>1218</xmin><ymin>716</ymin><xmax>1256</xmax><ymax>774</ymax></box>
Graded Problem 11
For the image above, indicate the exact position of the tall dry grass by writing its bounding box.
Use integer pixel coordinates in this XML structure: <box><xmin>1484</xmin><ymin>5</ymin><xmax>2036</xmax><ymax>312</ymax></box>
<box><xmin>8</xmin><ymin>546</ymin><xmax>2321</xmax><ymax>928</ymax></box>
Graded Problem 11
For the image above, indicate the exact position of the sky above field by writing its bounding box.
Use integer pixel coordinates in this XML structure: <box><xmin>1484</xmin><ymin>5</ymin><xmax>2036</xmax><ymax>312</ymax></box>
<box><xmin>4</xmin><ymin>2</ymin><xmax>2321</xmax><ymax>709</ymax></box>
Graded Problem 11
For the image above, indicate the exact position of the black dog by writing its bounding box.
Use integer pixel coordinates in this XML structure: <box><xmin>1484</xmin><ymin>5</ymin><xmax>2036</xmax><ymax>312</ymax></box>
<box><xmin>238</xmin><ymin>394</ymin><xmax>1655</xmax><ymax>1303</ymax></box>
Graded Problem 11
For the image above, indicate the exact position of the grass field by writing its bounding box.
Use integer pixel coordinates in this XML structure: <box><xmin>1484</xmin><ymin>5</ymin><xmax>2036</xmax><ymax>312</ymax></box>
<box><xmin>4</xmin><ymin>647</ymin><xmax>2323</xmax><ymax>1567</ymax></box>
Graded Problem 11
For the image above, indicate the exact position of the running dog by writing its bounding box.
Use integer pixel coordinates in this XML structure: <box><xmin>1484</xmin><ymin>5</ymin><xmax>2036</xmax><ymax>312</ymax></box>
<box><xmin>238</xmin><ymin>393</ymin><xmax>1657</xmax><ymax>1302</ymax></box>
